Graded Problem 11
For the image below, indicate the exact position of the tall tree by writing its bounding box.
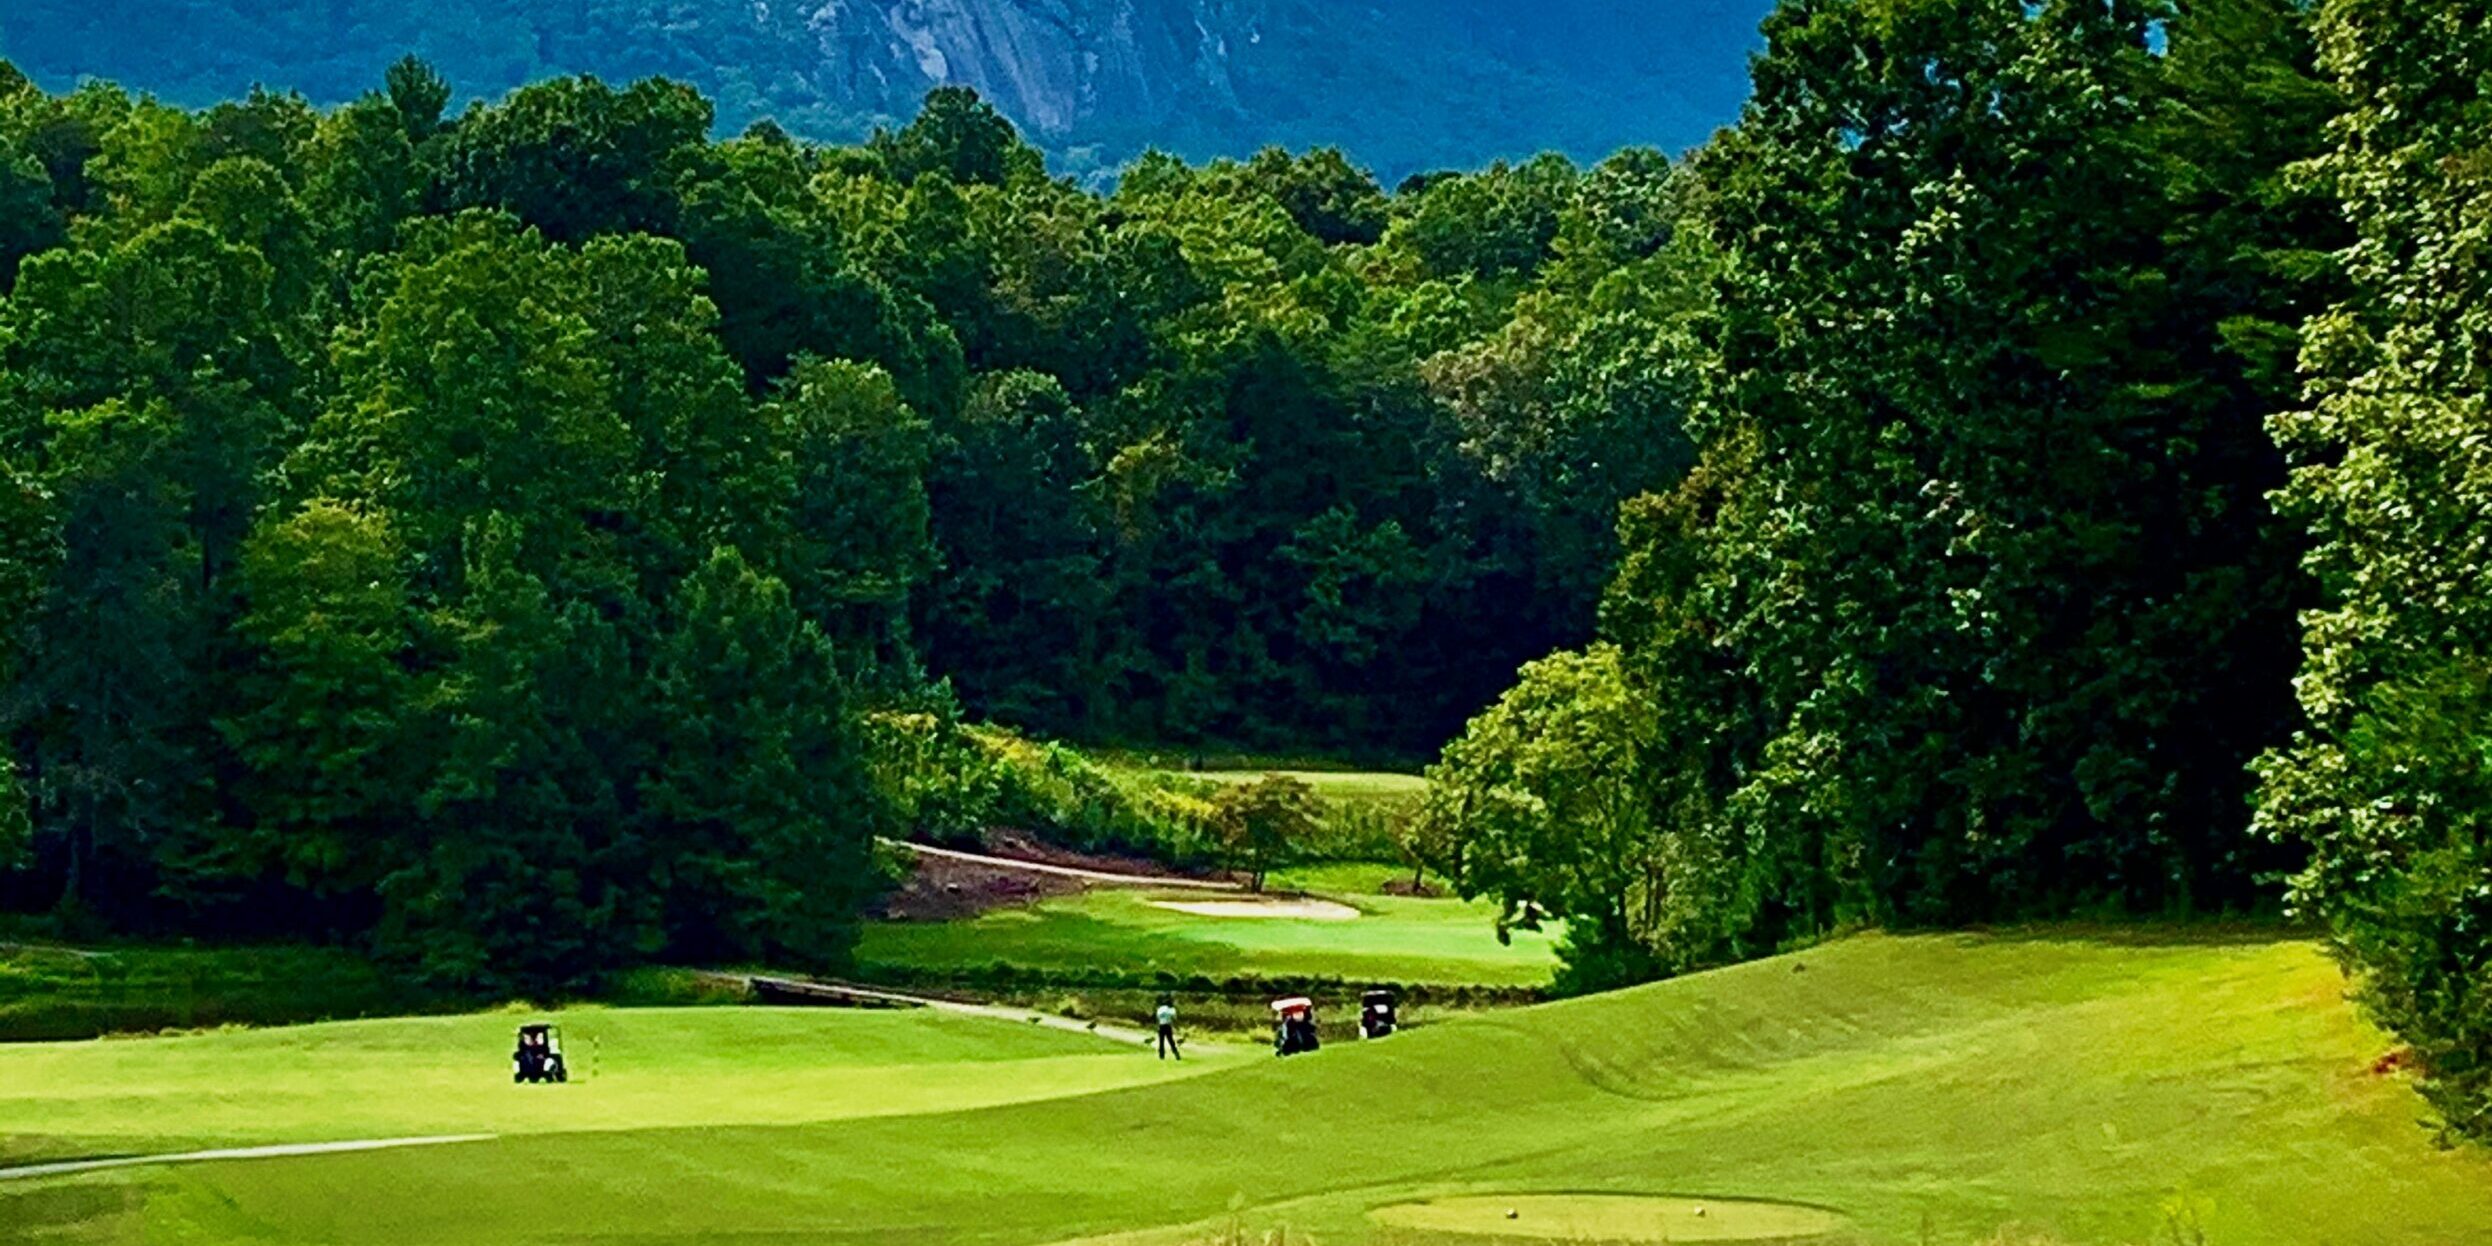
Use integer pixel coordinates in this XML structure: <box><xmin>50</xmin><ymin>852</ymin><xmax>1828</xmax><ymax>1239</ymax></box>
<box><xmin>2254</xmin><ymin>0</ymin><xmax>2492</xmax><ymax>1142</ymax></box>
<box><xmin>1662</xmin><ymin>0</ymin><xmax>2323</xmax><ymax>925</ymax></box>
<box><xmin>645</xmin><ymin>547</ymin><xmax>878</xmax><ymax>968</ymax></box>
<box><xmin>763</xmin><ymin>357</ymin><xmax>935</xmax><ymax>676</ymax></box>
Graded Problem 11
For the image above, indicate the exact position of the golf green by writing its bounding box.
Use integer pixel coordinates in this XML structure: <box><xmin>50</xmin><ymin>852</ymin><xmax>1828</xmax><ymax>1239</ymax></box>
<box><xmin>7</xmin><ymin>930</ymin><xmax>2492</xmax><ymax>1245</ymax></box>
<box><xmin>1368</xmin><ymin>1194</ymin><xmax>1849</xmax><ymax>1243</ymax></box>
<box><xmin>856</xmin><ymin>883</ymin><xmax>1561</xmax><ymax>986</ymax></box>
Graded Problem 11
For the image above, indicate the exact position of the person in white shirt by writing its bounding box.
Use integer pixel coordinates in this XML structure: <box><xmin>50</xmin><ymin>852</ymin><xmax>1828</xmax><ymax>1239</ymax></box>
<box><xmin>1154</xmin><ymin>997</ymin><xmax>1181</xmax><ymax>1060</ymax></box>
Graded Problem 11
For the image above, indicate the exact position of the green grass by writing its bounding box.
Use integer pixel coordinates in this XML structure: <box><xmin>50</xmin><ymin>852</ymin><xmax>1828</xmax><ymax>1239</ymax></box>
<box><xmin>1368</xmin><ymin>1193</ymin><xmax>1850</xmax><ymax>1242</ymax></box>
<box><xmin>1178</xmin><ymin>769</ymin><xmax>1431</xmax><ymax>805</ymax></box>
<box><xmin>0</xmin><ymin>1005</ymin><xmax>1221</xmax><ymax>1167</ymax></box>
<box><xmin>854</xmin><ymin>883</ymin><xmax>1560</xmax><ymax>988</ymax></box>
<box><xmin>7</xmin><ymin>930</ymin><xmax>2492</xmax><ymax>1244</ymax></box>
<box><xmin>1096</xmin><ymin>756</ymin><xmax>1431</xmax><ymax>861</ymax></box>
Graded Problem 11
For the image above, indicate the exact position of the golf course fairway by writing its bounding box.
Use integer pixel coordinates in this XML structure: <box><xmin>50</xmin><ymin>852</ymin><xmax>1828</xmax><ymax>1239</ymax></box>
<box><xmin>6</xmin><ymin>929</ymin><xmax>2489</xmax><ymax>1245</ymax></box>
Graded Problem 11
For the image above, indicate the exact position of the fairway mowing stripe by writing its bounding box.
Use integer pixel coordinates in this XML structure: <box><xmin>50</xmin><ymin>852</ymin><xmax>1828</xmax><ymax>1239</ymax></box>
<box><xmin>0</xmin><ymin>1134</ymin><xmax>497</xmax><ymax>1182</ymax></box>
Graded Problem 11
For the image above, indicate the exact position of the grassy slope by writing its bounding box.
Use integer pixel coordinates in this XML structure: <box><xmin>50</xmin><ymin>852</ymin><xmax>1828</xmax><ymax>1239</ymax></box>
<box><xmin>7</xmin><ymin>929</ymin><xmax>2491</xmax><ymax>1245</ymax></box>
<box><xmin>0</xmin><ymin>1005</ymin><xmax>1223</xmax><ymax>1165</ymax></box>
<box><xmin>854</xmin><ymin>882</ymin><xmax>1560</xmax><ymax>987</ymax></box>
<box><xmin>1176</xmin><ymin>770</ymin><xmax>1432</xmax><ymax>805</ymax></box>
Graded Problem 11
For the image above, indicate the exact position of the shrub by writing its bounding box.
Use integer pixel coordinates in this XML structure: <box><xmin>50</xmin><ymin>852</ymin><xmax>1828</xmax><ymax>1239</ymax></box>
<box><xmin>863</xmin><ymin>710</ymin><xmax>1221</xmax><ymax>865</ymax></box>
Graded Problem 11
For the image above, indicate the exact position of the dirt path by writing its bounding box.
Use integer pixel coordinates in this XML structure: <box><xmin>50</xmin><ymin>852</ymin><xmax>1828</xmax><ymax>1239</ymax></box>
<box><xmin>878</xmin><ymin>839</ymin><xmax>1241</xmax><ymax>891</ymax></box>
<box><xmin>0</xmin><ymin>1135</ymin><xmax>497</xmax><ymax>1183</ymax></box>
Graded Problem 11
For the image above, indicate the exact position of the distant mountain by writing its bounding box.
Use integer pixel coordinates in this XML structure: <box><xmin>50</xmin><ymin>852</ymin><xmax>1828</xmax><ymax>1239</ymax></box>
<box><xmin>0</xmin><ymin>0</ymin><xmax>1768</xmax><ymax>180</ymax></box>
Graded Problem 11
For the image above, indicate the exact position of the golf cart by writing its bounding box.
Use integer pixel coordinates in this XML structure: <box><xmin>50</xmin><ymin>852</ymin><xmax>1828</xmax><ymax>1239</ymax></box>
<box><xmin>1360</xmin><ymin>988</ymin><xmax>1399</xmax><ymax>1039</ymax></box>
<box><xmin>1271</xmin><ymin>996</ymin><xmax>1320</xmax><ymax>1057</ymax></box>
<box><xmin>513</xmin><ymin>1023</ymin><xmax>568</xmax><ymax>1084</ymax></box>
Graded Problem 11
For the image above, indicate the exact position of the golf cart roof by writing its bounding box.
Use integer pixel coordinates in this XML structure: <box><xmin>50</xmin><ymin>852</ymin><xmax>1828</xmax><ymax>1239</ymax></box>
<box><xmin>518</xmin><ymin>1023</ymin><xmax>559</xmax><ymax>1036</ymax></box>
<box><xmin>1269</xmin><ymin>996</ymin><xmax>1314</xmax><ymax>1013</ymax></box>
<box><xmin>1362</xmin><ymin>988</ymin><xmax>1396</xmax><ymax>1002</ymax></box>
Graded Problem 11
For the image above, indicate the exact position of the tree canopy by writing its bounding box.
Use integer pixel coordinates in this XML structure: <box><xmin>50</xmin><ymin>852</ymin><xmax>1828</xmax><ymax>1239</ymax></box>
<box><xmin>0</xmin><ymin>64</ymin><xmax>1700</xmax><ymax>991</ymax></box>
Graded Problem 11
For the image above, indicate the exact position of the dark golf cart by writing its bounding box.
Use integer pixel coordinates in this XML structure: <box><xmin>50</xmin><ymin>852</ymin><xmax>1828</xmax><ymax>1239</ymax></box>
<box><xmin>513</xmin><ymin>1023</ymin><xmax>568</xmax><ymax>1084</ymax></box>
<box><xmin>1360</xmin><ymin>988</ymin><xmax>1399</xmax><ymax>1039</ymax></box>
<box><xmin>1271</xmin><ymin>996</ymin><xmax>1320</xmax><ymax>1057</ymax></box>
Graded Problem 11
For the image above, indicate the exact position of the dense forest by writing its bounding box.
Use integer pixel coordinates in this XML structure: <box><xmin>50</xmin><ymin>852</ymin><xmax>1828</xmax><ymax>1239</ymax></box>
<box><xmin>2</xmin><ymin>0</ymin><xmax>2488</xmax><ymax>1143</ymax></box>
<box><xmin>0</xmin><ymin>60</ymin><xmax>1694</xmax><ymax>988</ymax></box>
<box><xmin>1411</xmin><ymin>0</ymin><xmax>2492</xmax><ymax>1141</ymax></box>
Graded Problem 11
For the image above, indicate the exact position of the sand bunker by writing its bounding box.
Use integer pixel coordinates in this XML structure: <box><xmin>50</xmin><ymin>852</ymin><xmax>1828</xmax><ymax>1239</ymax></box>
<box><xmin>1150</xmin><ymin>897</ymin><xmax>1361</xmax><ymax>921</ymax></box>
<box><xmin>1367</xmin><ymin>1194</ymin><xmax>1849</xmax><ymax>1244</ymax></box>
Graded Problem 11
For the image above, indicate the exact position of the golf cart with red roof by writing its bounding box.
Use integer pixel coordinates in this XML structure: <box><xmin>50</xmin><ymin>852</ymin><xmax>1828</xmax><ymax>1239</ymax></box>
<box><xmin>1271</xmin><ymin>997</ymin><xmax>1320</xmax><ymax>1056</ymax></box>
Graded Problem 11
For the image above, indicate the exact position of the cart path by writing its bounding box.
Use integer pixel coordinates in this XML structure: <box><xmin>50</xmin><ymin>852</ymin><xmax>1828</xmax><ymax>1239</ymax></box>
<box><xmin>0</xmin><ymin>1135</ymin><xmax>497</xmax><ymax>1183</ymax></box>
<box><xmin>732</xmin><ymin>973</ymin><xmax>1190</xmax><ymax>1050</ymax></box>
<box><xmin>877</xmin><ymin>839</ymin><xmax>1242</xmax><ymax>891</ymax></box>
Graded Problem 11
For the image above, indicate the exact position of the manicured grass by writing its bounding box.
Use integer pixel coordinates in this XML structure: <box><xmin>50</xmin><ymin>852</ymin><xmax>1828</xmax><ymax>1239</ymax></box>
<box><xmin>1368</xmin><ymin>1193</ymin><xmax>1850</xmax><ymax>1242</ymax></box>
<box><xmin>855</xmin><ymin>883</ymin><xmax>1561</xmax><ymax>988</ymax></box>
<box><xmin>1179</xmin><ymin>769</ymin><xmax>1431</xmax><ymax>806</ymax></box>
<box><xmin>0</xmin><ymin>1005</ymin><xmax>1220</xmax><ymax>1166</ymax></box>
<box><xmin>9</xmin><ymin>930</ymin><xmax>2492</xmax><ymax>1245</ymax></box>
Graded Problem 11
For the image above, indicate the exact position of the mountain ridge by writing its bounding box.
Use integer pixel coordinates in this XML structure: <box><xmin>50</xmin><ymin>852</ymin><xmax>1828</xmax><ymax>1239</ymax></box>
<box><xmin>0</xmin><ymin>0</ymin><xmax>1768</xmax><ymax>179</ymax></box>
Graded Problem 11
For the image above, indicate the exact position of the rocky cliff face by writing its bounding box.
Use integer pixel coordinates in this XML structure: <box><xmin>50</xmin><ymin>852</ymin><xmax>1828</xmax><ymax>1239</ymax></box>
<box><xmin>776</xmin><ymin>0</ymin><xmax>1768</xmax><ymax>175</ymax></box>
<box><xmin>797</xmin><ymin>0</ymin><xmax>1252</xmax><ymax>139</ymax></box>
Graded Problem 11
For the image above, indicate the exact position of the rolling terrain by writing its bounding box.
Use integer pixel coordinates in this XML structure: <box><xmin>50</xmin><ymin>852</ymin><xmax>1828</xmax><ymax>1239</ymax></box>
<box><xmin>6</xmin><ymin>930</ymin><xmax>2487</xmax><ymax>1245</ymax></box>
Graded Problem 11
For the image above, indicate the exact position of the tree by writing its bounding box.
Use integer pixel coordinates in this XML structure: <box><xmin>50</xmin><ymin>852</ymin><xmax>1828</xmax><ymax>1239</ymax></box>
<box><xmin>1417</xmin><ymin>646</ymin><xmax>1660</xmax><ymax>991</ymax></box>
<box><xmin>377</xmin><ymin>516</ymin><xmax>631</xmax><ymax>993</ymax></box>
<box><xmin>2254</xmin><ymin>0</ymin><xmax>2492</xmax><ymax>1142</ymax></box>
<box><xmin>870</xmin><ymin>88</ymin><xmax>1032</xmax><ymax>188</ymax></box>
<box><xmin>14</xmin><ymin>397</ymin><xmax>204</xmax><ymax>920</ymax></box>
<box><xmin>435</xmin><ymin>76</ymin><xmax>710</xmax><ymax>242</ymax></box>
<box><xmin>305</xmin><ymin>216</ymin><xmax>630</xmax><ymax>580</ymax></box>
<box><xmin>383</xmin><ymin>55</ymin><xmax>450</xmax><ymax>144</ymax></box>
<box><xmin>919</xmin><ymin>370</ymin><xmax>1110</xmax><ymax>731</ymax></box>
<box><xmin>0</xmin><ymin>459</ymin><xmax>58</xmax><ymax>872</ymax></box>
<box><xmin>762</xmin><ymin>358</ymin><xmax>934</xmax><ymax>674</ymax></box>
<box><xmin>1388</xmin><ymin>156</ymin><xmax>1577</xmax><ymax>280</ymax></box>
<box><xmin>1210</xmin><ymin>775</ymin><xmax>1320</xmax><ymax>893</ymax></box>
<box><xmin>644</xmin><ymin>547</ymin><xmax>878</xmax><ymax>968</ymax></box>
<box><xmin>222</xmin><ymin>501</ymin><xmax>416</xmax><ymax>910</ymax></box>
<box><xmin>0</xmin><ymin>148</ymin><xmax>64</xmax><ymax>289</ymax></box>
<box><xmin>1600</xmin><ymin>0</ymin><xmax>2332</xmax><ymax>949</ymax></box>
<box><xmin>1241</xmin><ymin>147</ymin><xmax>1389</xmax><ymax>247</ymax></box>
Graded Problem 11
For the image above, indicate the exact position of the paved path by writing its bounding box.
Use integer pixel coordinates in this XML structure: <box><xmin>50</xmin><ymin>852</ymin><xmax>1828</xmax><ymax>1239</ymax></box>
<box><xmin>878</xmin><ymin>839</ymin><xmax>1241</xmax><ymax>891</ymax></box>
<box><xmin>0</xmin><ymin>1135</ymin><xmax>497</xmax><ymax>1183</ymax></box>
<box><xmin>737</xmin><ymin>974</ymin><xmax>1180</xmax><ymax>1048</ymax></box>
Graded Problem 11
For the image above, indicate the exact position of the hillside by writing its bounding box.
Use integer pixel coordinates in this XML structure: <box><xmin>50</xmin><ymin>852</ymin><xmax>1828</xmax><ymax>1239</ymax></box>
<box><xmin>7</xmin><ymin>931</ymin><xmax>2490</xmax><ymax>1243</ymax></box>
<box><xmin>0</xmin><ymin>0</ymin><xmax>1767</xmax><ymax>179</ymax></box>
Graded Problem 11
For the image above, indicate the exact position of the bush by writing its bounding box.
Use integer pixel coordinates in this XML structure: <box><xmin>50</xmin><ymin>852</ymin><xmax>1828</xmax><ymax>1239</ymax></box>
<box><xmin>0</xmin><ymin>941</ymin><xmax>457</xmax><ymax>1040</ymax></box>
<box><xmin>863</xmin><ymin>710</ymin><xmax>1222</xmax><ymax>865</ymax></box>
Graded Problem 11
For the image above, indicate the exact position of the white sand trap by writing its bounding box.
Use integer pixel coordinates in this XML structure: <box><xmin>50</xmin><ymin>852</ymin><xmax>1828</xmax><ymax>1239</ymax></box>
<box><xmin>1151</xmin><ymin>897</ymin><xmax>1361</xmax><ymax>921</ymax></box>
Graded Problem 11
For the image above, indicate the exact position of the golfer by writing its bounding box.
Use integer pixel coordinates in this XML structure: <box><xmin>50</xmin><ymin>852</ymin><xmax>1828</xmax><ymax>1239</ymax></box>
<box><xmin>1155</xmin><ymin>997</ymin><xmax>1182</xmax><ymax>1060</ymax></box>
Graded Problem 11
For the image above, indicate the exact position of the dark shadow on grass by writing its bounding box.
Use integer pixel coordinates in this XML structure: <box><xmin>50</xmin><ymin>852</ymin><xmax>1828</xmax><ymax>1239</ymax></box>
<box><xmin>1921</xmin><ymin>918</ymin><xmax>2315</xmax><ymax>950</ymax></box>
<box><xmin>0</xmin><ymin>1177</ymin><xmax>142</xmax><ymax>1233</ymax></box>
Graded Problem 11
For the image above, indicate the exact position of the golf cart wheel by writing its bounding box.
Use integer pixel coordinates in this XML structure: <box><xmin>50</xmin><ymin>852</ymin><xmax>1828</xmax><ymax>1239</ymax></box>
<box><xmin>554</xmin><ymin>1067</ymin><xmax>568</xmax><ymax>1083</ymax></box>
